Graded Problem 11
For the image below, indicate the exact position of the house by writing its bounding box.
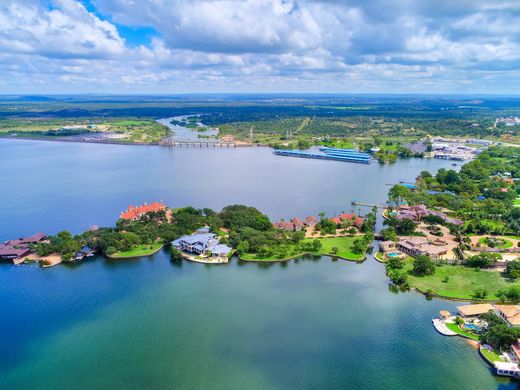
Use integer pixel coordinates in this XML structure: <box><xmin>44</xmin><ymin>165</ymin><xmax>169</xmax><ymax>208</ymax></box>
<box><xmin>291</xmin><ymin>218</ymin><xmax>305</xmax><ymax>231</ymax></box>
<box><xmin>494</xmin><ymin>305</ymin><xmax>520</xmax><ymax>328</ymax></box>
<box><xmin>305</xmin><ymin>216</ymin><xmax>317</xmax><ymax>228</ymax></box>
<box><xmin>120</xmin><ymin>202</ymin><xmax>167</xmax><ymax>221</ymax></box>
<box><xmin>396</xmin><ymin>237</ymin><xmax>448</xmax><ymax>259</ymax></box>
<box><xmin>456</xmin><ymin>304</ymin><xmax>494</xmax><ymax>318</ymax></box>
<box><xmin>73</xmin><ymin>245</ymin><xmax>95</xmax><ymax>261</ymax></box>
<box><xmin>511</xmin><ymin>339</ymin><xmax>520</xmax><ymax>363</ymax></box>
<box><xmin>379</xmin><ymin>241</ymin><xmax>396</xmax><ymax>253</ymax></box>
<box><xmin>273</xmin><ymin>221</ymin><xmax>295</xmax><ymax>231</ymax></box>
<box><xmin>172</xmin><ymin>229</ymin><xmax>232</xmax><ymax>258</ymax></box>
<box><xmin>273</xmin><ymin>216</ymin><xmax>318</xmax><ymax>231</ymax></box>
<box><xmin>330</xmin><ymin>213</ymin><xmax>364</xmax><ymax>229</ymax></box>
<box><xmin>396</xmin><ymin>205</ymin><xmax>463</xmax><ymax>226</ymax></box>
<box><xmin>0</xmin><ymin>233</ymin><xmax>47</xmax><ymax>264</ymax></box>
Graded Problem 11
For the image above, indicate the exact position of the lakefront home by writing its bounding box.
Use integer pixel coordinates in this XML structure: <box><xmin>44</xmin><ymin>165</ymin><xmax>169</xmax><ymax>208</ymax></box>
<box><xmin>329</xmin><ymin>213</ymin><xmax>364</xmax><ymax>229</ymax></box>
<box><xmin>0</xmin><ymin>233</ymin><xmax>47</xmax><ymax>264</ymax></box>
<box><xmin>396</xmin><ymin>236</ymin><xmax>448</xmax><ymax>259</ymax></box>
<box><xmin>396</xmin><ymin>205</ymin><xmax>463</xmax><ymax>226</ymax></box>
<box><xmin>273</xmin><ymin>216</ymin><xmax>318</xmax><ymax>231</ymax></box>
<box><xmin>120</xmin><ymin>202</ymin><xmax>167</xmax><ymax>221</ymax></box>
<box><xmin>172</xmin><ymin>228</ymin><xmax>232</xmax><ymax>258</ymax></box>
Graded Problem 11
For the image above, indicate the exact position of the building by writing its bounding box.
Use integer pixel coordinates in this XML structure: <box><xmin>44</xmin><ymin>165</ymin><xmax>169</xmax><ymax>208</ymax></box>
<box><xmin>0</xmin><ymin>232</ymin><xmax>47</xmax><ymax>264</ymax></box>
<box><xmin>290</xmin><ymin>218</ymin><xmax>305</xmax><ymax>231</ymax></box>
<box><xmin>396</xmin><ymin>205</ymin><xmax>463</xmax><ymax>226</ymax></box>
<box><xmin>73</xmin><ymin>245</ymin><xmax>96</xmax><ymax>261</ymax></box>
<box><xmin>456</xmin><ymin>304</ymin><xmax>494</xmax><ymax>318</ymax></box>
<box><xmin>273</xmin><ymin>216</ymin><xmax>318</xmax><ymax>231</ymax></box>
<box><xmin>396</xmin><ymin>237</ymin><xmax>448</xmax><ymax>259</ymax></box>
<box><xmin>171</xmin><ymin>228</ymin><xmax>232</xmax><ymax>259</ymax></box>
<box><xmin>379</xmin><ymin>241</ymin><xmax>396</xmax><ymax>253</ymax></box>
<box><xmin>120</xmin><ymin>202</ymin><xmax>167</xmax><ymax>221</ymax></box>
<box><xmin>329</xmin><ymin>213</ymin><xmax>364</xmax><ymax>229</ymax></box>
<box><xmin>495</xmin><ymin>305</ymin><xmax>520</xmax><ymax>328</ymax></box>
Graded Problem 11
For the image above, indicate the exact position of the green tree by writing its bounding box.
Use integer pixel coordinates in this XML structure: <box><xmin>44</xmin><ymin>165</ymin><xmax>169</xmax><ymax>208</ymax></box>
<box><xmin>412</xmin><ymin>255</ymin><xmax>435</xmax><ymax>276</ymax></box>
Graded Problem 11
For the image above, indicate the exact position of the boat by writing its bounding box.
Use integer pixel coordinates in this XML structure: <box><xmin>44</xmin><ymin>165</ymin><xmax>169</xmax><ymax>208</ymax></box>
<box><xmin>452</xmin><ymin>163</ymin><xmax>457</xmax><ymax>166</ymax></box>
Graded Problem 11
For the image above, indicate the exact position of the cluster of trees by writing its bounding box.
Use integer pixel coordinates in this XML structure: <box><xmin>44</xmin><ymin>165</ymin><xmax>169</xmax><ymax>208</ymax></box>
<box><xmin>496</xmin><ymin>286</ymin><xmax>520</xmax><ymax>302</ymax></box>
<box><xmin>386</xmin><ymin>255</ymin><xmax>408</xmax><ymax>286</ymax></box>
<box><xmin>465</xmin><ymin>252</ymin><xmax>502</xmax><ymax>268</ymax></box>
<box><xmin>412</xmin><ymin>255</ymin><xmax>436</xmax><ymax>276</ymax></box>
<box><xmin>388</xmin><ymin>147</ymin><xmax>519</xmax><ymax>236</ymax></box>
<box><xmin>479</xmin><ymin>312</ymin><xmax>520</xmax><ymax>351</ymax></box>
<box><xmin>36</xmin><ymin>231</ymin><xmax>84</xmax><ymax>261</ymax></box>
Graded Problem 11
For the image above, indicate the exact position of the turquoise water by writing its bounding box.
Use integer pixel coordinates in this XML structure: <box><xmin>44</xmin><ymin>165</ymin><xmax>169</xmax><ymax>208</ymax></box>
<box><xmin>0</xmin><ymin>139</ymin><xmax>514</xmax><ymax>389</ymax></box>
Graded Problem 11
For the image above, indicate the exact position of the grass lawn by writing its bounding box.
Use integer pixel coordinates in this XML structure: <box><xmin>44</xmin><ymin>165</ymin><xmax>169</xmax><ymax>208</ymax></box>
<box><xmin>480</xmin><ymin>348</ymin><xmax>504</xmax><ymax>363</ymax></box>
<box><xmin>240</xmin><ymin>236</ymin><xmax>366</xmax><ymax>262</ymax></box>
<box><xmin>514</xmin><ymin>197</ymin><xmax>520</xmax><ymax>207</ymax></box>
<box><xmin>109</xmin><ymin>242</ymin><xmax>164</xmax><ymax>259</ymax></box>
<box><xmin>314</xmin><ymin>236</ymin><xmax>365</xmax><ymax>261</ymax></box>
<box><xmin>445</xmin><ymin>322</ymin><xmax>480</xmax><ymax>341</ymax></box>
<box><xmin>478</xmin><ymin>237</ymin><xmax>514</xmax><ymax>249</ymax></box>
<box><xmin>404</xmin><ymin>259</ymin><xmax>520</xmax><ymax>300</ymax></box>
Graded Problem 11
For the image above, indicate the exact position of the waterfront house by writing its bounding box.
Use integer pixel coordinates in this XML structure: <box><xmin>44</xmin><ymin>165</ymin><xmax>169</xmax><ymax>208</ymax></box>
<box><xmin>291</xmin><ymin>218</ymin><xmax>305</xmax><ymax>231</ymax></box>
<box><xmin>379</xmin><ymin>241</ymin><xmax>396</xmax><ymax>253</ymax></box>
<box><xmin>456</xmin><ymin>304</ymin><xmax>494</xmax><ymax>319</ymax></box>
<box><xmin>172</xmin><ymin>229</ymin><xmax>232</xmax><ymax>258</ymax></box>
<box><xmin>330</xmin><ymin>213</ymin><xmax>364</xmax><ymax>229</ymax></box>
<box><xmin>396</xmin><ymin>205</ymin><xmax>463</xmax><ymax>226</ymax></box>
<box><xmin>494</xmin><ymin>305</ymin><xmax>520</xmax><ymax>328</ymax></box>
<box><xmin>305</xmin><ymin>216</ymin><xmax>317</xmax><ymax>228</ymax></box>
<box><xmin>120</xmin><ymin>202</ymin><xmax>167</xmax><ymax>221</ymax></box>
<box><xmin>0</xmin><ymin>232</ymin><xmax>47</xmax><ymax>264</ymax></box>
<box><xmin>396</xmin><ymin>237</ymin><xmax>448</xmax><ymax>259</ymax></box>
<box><xmin>73</xmin><ymin>245</ymin><xmax>95</xmax><ymax>261</ymax></box>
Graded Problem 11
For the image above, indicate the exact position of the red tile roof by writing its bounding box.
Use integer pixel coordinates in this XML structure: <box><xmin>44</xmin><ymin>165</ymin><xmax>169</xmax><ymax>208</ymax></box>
<box><xmin>120</xmin><ymin>202</ymin><xmax>166</xmax><ymax>220</ymax></box>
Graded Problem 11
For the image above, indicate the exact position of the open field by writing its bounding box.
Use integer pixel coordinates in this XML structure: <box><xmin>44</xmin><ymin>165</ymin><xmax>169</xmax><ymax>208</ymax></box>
<box><xmin>404</xmin><ymin>260</ymin><xmax>520</xmax><ymax>300</ymax></box>
<box><xmin>240</xmin><ymin>236</ymin><xmax>366</xmax><ymax>262</ymax></box>
<box><xmin>108</xmin><ymin>242</ymin><xmax>164</xmax><ymax>259</ymax></box>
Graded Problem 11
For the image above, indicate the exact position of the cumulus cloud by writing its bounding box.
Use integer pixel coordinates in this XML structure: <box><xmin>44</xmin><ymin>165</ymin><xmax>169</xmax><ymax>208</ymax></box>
<box><xmin>0</xmin><ymin>0</ymin><xmax>520</xmax><ymax>93</ymax></box>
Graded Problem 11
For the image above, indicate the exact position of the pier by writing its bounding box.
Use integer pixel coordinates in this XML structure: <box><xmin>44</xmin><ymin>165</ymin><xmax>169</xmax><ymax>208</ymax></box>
<box><xmin>274</xmin><ymin>148</ymin><xmax>372</xmax><ymax>164</ymax></box>
<box><xmin>351</xmin><ymin>201</ymin><xmax>387</xmax><ymax>209</ymax></box>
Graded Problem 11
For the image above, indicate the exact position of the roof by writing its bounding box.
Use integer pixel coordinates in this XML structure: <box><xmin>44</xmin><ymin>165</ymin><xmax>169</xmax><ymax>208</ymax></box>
<box><xmin>495</xmin><ymin>305</ymin><xmax>520</xmax><ymax>325</ymax></box>
<box><xmin>120</xmin><ymin>202</ymin><xmax>166</xmax><ymax>220</ymax></box>
<box><xmin>456</xmin><ymin>304</ymin><xmax>494</xmax><ymax>317</ymax></box>
<box><xmin>208</xmin><ymin>244</ymin><xmax>232</xmax><ymax>255</ymax></box>
<box><xmin>0</xmin><ymin>246</ymin><xmax>30</xmax><ymax>257</ymax></box>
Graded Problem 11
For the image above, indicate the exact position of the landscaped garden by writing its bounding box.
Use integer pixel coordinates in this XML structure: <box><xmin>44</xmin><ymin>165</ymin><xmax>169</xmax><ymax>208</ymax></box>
<box><xmin>478</xmin><ymin>236</ymin><xmax>514</xmax><ymax>249</ymax></box>
<box><xmin>445</xmin><ymin>322</ymin><xmax>480</xmax><ymax>341</ymax></box>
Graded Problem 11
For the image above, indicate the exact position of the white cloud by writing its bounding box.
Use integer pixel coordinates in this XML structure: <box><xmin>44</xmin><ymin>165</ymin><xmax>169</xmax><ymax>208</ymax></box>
<box><xmin>1</xmin><ymin>0</ymin><xmax>520</xmax><ymax>93</ymax></box>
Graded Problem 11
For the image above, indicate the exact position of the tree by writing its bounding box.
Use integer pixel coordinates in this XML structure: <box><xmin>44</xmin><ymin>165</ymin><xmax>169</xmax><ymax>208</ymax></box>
<box><xmin>312</xmin><ymin>239</ymin><xmax>322</xmax><ymax>252</ymax></box>
<box><xmin>412</xmin><ymin>255</ymin><xmax>435</xmax><ymax>276</ymax></box>
<box><xmin>506</xmin><ymin>260</ymin><xmax>520</xmax><ymax>279</ymax></box>
<box><xmin>236</xmin><ymin>241</ymin><xmax>250</xmax><ymax>255</ymax></box>
<box><xmin>352</xmin><ymin>239</ymin><xmax>366</xmax><ymax>254</ymax></box>
<box><xmin>497</xmin><ymin>286</ymin><xmax>520</xmax><ymax>302</ymax></box>
<box><xmin>380</xmin><ymin>227</ymin><xmax>397</xmax><ymax>241</ymax></box>
<box><xmin>394</xmin><ymin>219</ymin><xmax>417</xmax><ymax>235</ymax></box>
<box><xmin>331</xmin><ymin>246</ymin><xmax>339</xmax><ymax>255</ymax></box>
<box><xmin>466</xmin><ymin>252</ymin><xmax>501</xmax><ymax>268</ymax></box>
<box><xmin>170</xmin><ymin>247</ymin><xmax>183</xmax><ymax>260</ymax></box>
<box><xmin>386</xmin><ymin>256</ymin><xmax>404</xmax><ymax>270</ymax></box>
<box><xmin>473</xmin><ymin>288</ymin><xmax>488</xmax><ymax>299</ymax></box>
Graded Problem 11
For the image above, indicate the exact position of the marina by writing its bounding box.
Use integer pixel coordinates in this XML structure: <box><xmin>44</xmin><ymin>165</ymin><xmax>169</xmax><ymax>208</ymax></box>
<box><xmin>274</xmin><ymin>147</ymin><xmax>372</xmax><ymax>164</ymax></box>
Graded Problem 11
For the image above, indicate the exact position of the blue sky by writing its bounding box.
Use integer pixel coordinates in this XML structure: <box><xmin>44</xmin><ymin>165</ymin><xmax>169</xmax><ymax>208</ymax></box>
<box><xmin>1</xmin><ymin>0</ymin><xmax>520</xmax><ymax>94</ymax></box>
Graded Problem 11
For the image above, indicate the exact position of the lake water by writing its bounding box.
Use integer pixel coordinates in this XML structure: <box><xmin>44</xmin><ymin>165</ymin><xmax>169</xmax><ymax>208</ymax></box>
<box><xmin>0</xmin><ymin>138</ymin><xmax>513</xmax><ymax>389</ymax></box>
<box><xmin>157</xmin><ymin>116</ymin><xmax>219</xmax><ymax>141</ymax></box>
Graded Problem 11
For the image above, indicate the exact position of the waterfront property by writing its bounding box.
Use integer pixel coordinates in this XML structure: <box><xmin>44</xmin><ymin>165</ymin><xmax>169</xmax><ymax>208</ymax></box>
<box><xmin>396</xmin><ymin>236</ymin><xmax>449</xmax><ymax>260</ymax></box>
<box><xmin>73</xmin><ymin>245</ymin><xmax>96</xmax><ymax>261</ymax></box>
<box><xmin>0</xmin><ymin>232</ymin><xmax>47</xmax><ymax>264</ymax></box>
<box><xmin>495</xmin><ymin>305</ymin><xmax>520</xmax><ymax>328</ymax></box>
<box><xmin>395</xmin><ymin>205</ymin><xmax>463</xmax><ymax>226</ymax></box>
<box><xmin>272</xmin><ymin>216</ymin><xmax>317</xmax><ymax>231</ymax></box>
<box><xmin>457</xmin><ymin>304</ymin><xmax>495</xmax><ymax>319</ymax></box>
<box><xmin>171</xmin><ymin>227</ymin><xmax>232</xmax><ymax>261</ymax></box>
<box><xmin>329</xmin><ymin>213</ymin><xmax>364</xmax><ymax>229</ymax></box>
<box><xmin>119</xmin><ymin>202</ymin><xmax>168</xmax><ymax>221</ymax></box>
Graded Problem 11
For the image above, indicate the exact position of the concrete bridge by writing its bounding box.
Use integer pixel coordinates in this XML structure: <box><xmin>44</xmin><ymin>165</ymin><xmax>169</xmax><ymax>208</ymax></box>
<box><xmin>160</xmin><ymin>140</ymin><xmax>236</xmax><ymax>148</ymax></box>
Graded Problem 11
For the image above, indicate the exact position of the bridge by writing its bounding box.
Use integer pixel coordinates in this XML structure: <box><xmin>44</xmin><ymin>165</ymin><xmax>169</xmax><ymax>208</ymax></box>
<box><xmin>160</xmin><ymin>140</ymin><xmax>237</xmax><ymax>148</ymax></box>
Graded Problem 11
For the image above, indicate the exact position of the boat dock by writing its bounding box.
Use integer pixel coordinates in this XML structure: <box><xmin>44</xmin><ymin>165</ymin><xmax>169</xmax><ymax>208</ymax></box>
<box><xmin>274</xmin><ymin>147</ymin><xmax>372</xmax><ymax>164</ymax></box>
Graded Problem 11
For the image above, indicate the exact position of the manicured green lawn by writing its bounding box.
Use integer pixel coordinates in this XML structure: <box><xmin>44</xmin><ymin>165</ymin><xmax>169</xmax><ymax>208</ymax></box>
<box><xmin>404</xmin><ymin>260</ymin><xmax>520</xmax><ymax>300</ymax></box>
<box><xmin>445</xmin><ymin>322</ymin><xmax>480</xmax><ymax>341</ymax></box>
<box><xmin>109</xmin><ymin>242</ymin><xmax>164</xmax><ymax>259</ymax></box>
<box><xmin>514</xmin><ymin>197</ymin><xmax>520</xmax><ymax>207</ymax></box>
<box><xmin>478</xmin><ymin>237</ymin><xmax>514</xmax><ymax>249</ymax></box>
<box><xmin>480</xmin><ymin>348</ymin><xmax>504</xmax><ymax>363</ymax></box>
<box><xmin>240</xmin><ymin>236</ymin><xmax>366</xmax><ymax>262</ymax></box>
<box><xmin>314</xmin><ymin>236</ymin><xmax>365</xmax><ymax>261</ymax></box>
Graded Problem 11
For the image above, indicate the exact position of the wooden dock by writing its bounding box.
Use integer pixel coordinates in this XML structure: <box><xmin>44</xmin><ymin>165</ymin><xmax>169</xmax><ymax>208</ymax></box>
<box><xmin>351</xmin><ymin>201</ymin><xmax>387</xmax><ymax>209</ymax></box>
